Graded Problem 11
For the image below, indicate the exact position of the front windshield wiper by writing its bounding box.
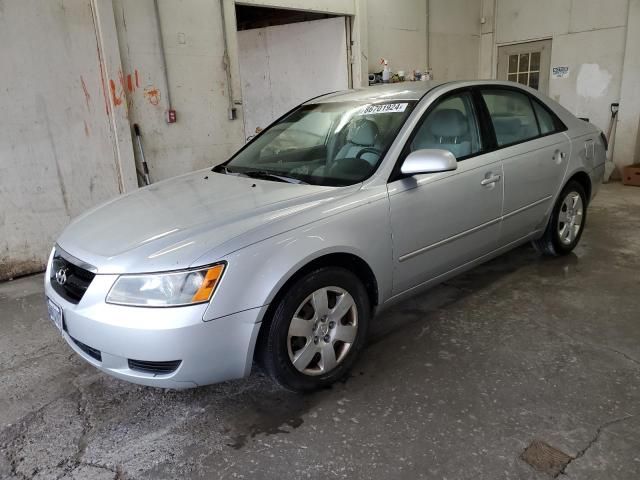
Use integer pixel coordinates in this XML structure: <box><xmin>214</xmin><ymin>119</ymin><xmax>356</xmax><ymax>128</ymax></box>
<box><xmin>212</xmin><ymin>165</ymin><xmax>307</xmax><ymax>184</ymax></box>
<box><xmin>239</xmin><ymin>170</ymin><xmax>308</xmax><ymax>185</ymax></box>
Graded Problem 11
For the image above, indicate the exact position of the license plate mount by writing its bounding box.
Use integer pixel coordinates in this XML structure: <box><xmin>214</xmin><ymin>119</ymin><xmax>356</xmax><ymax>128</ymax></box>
<box><xmin>47</xmin><ymin>297</ymin><xmax>63</xmax><ymax>333</ymax></box>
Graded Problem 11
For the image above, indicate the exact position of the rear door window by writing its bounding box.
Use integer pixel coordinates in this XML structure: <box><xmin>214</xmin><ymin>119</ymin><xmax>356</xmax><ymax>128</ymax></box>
<box><xmin>481</xmin><ymin>89</ymin><xmax>540</xmax><ymax>147</ymax></box>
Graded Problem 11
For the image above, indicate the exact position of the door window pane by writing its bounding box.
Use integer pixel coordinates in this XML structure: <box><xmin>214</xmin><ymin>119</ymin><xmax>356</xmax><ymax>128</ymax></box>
<box><xmin>482</xmin><ymin>90</ymin><xmax>540</xmax><ymax>146</ymax></box>
<box><xmin>508</xmin><ymin>55</ymin><xmax>518</xmax><ymax>74</ymax></box>
<box><xmin>505</xmin><ymin>49</ymin><xmax>543</xmax><ymax>90</ymax></box>
<box><xmin>410</xmin><ymin>93</ymin><xmax>482</xmax><ymax>159</ymax></box>
<box><xmin>532</xmin><ymin>100</ymin><xmax>557</xmax><ymax>135</ymax></box>
<box><xmin>530</xmin><ymin>52</ymin><xmax>541</xmax><ymax>71</ymax></box>
<box><xmin>519</xmin><ymin>54</ymin><xmax>530</xmax><ymax>72</ymax></box>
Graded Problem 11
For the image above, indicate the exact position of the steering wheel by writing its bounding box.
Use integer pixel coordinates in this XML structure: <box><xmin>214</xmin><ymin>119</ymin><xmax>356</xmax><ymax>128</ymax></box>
<box><xmin>355</xmin><ymin>147</ymin><xmax>382</xmax><ymax>161</ymax></box>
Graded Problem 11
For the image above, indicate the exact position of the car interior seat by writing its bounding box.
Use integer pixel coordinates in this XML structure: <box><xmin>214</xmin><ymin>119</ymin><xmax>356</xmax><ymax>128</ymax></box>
<box><xmin>492</xmin><ymin>117</ymin><xmax>523</xmax><ymax>145</ymax></box>
<box><xmin>334</xmin><ymin>119</ymin><xmax>380</xmax><ymax>165</ymax></box>
<box><xmin>411</xmin><ymin>108</ymin><xmax>471</xmax><ymax>159</ymax></box>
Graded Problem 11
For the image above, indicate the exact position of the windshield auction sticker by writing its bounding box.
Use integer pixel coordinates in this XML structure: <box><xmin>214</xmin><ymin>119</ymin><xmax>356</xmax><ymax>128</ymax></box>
<box><xmin>362</xmin><ymin>103</ymin><xmax>408</xmax><ymax>114</ymax></box>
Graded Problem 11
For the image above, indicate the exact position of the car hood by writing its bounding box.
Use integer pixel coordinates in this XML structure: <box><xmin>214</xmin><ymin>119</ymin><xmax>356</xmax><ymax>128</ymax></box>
<box><xmin>57</xmin><ymin>169</ymin><xmax>354</xmax><ymax>274</ymax></box>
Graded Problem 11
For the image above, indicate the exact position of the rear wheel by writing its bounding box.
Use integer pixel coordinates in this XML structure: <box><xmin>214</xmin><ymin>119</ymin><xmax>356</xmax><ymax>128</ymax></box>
<box><xmin>532</xmin><ymin>180</ymin><xmax>587</xmax><ymax>256</ymax></box>
<box><xmin>259</xmin><ymin>267</ymin><xmax>370</xmax><ymax>392</ymax></box>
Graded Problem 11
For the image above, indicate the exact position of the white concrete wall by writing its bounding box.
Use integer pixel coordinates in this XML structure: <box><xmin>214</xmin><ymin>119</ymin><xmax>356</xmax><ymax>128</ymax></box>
<box><xmin>0</xmin><ymin>0</ymin><xmax>135</xmax><ymax>280</ymax></box>
<box><xmin>614</xmin><ymin>0</ymin><xmax>640</xmax><ymax>168</ymax></box>
<box><xmin>478</xmin><ymin>0</ymin><xmax>495</xmax><ymax>79</ymax></box>
<box><xmin>112</xmin><ymin>0</ymin><xmax>358</xmax><ymax>182</ymax></box>
<box><xmin>428</xmin><ymin>0</ymin><xmax>481</xmax><ymax>81</ymax></box>
<box><xmin>113</xmin><ymin>0</ymin><xmax>246</xmax><ymax>181</ymax></box>
<box><xmin>366</xmin><ymin>0</ymin><xmax>428</xmax><ymax>76</ymax></box>
<box><xmin>490</xmin><ymin>0</ymin><xmax>631</xmax><ymax>170</ymax></box>
<box><xmin>364</xmin><ymin>0</ymin><xmax>481</xmax><ymax>82</ymax></box>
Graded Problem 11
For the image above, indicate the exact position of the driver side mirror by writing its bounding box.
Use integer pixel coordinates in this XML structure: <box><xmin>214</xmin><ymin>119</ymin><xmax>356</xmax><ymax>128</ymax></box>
<box><xmin>400</xmin><ymin>149</ymin><xmax>457</xmax><ymax>175</ymax></box>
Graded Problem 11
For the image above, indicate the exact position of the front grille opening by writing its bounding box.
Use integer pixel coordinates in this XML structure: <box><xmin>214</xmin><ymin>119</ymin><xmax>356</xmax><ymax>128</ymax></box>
<box><xmin>70</xmin><ymin>336</ymin><xmax>102</xmax><ymax>362</ymax></box>
<box><xmin>127</xmin><ymin>359</ymin><xmax>181</xmax><ymax>375</ymax></box>
<box><xmin>50</xmin><ymin>251</ymin><xmax>96</xmax><ymax>304</ymax></box>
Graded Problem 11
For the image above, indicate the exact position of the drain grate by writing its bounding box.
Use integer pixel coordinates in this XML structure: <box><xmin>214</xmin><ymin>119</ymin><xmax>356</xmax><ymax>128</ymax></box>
<box><xmin>521</xmin><ymin>439</ymin><xmax>573</xmax><ymax>477</ymax></box>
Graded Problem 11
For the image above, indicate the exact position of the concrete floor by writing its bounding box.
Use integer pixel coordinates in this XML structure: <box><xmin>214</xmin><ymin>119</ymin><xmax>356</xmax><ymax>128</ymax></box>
<box><xmin>1</xmin><ymin>183</ymin><xmax>639</xmax><ymax>480</ymax></box>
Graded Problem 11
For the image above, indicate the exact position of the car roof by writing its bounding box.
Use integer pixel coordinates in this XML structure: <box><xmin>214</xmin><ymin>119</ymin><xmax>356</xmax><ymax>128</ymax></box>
<box><xmin>310</xmin><ymin>81</ymin><xmax>447</xmax><ymax>103</ymax></box>
<box><xmin>309</xmin><ymin>80</ymin><xmax>554</xmax><ymax>104</ymax></box>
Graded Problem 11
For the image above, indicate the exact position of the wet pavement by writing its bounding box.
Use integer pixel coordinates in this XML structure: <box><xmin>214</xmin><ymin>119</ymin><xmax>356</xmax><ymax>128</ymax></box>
<box><xmin>1</xmin><ymin>183</ymin><xmax>639</xmax><ymax>479</ymax></box>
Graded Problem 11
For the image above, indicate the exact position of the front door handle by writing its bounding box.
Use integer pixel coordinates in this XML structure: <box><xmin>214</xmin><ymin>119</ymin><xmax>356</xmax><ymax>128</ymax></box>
<box><xmin>481</xmin><ymin>174</ymin><xmax>501</xmax><ymax>186</ymax></box>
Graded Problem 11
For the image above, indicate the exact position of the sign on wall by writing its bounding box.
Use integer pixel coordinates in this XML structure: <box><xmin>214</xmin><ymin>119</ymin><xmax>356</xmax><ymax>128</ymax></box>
<box><xmin>552</xmin><ymin>66</ymin><xmax>570</xmax><ymax>79</ymax></box>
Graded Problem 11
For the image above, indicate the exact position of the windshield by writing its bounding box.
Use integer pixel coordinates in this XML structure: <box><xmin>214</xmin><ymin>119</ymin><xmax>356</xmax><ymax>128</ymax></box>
<box><xmin>219</xmin><ymin>100</ymin><xmax>416</xmax><ymax>186</ymax></box>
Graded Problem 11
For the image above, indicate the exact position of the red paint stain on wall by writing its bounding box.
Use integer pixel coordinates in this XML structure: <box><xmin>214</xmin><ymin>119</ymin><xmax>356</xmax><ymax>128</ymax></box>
<box><xmin>143</xmin><ymin>86</ymin><xmax>161</xmax><ymax>106</ymax></box>
<box><xmin>110</xmin><ymin>79</ymin><xmax>123</xmax><ymax>106</ymax></box>
<box><xmin>104</xmin><ymin>68</ymin><xmax>153</xmax><ymax>111</ymax></box>
<box><xmin>107</xmin><ymin>69</ymin><xmax>141</xmax><ymax>107</ymax></box>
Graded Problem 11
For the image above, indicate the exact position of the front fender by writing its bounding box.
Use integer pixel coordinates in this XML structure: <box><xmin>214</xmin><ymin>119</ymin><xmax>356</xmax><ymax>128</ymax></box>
<box><xmin>200</xmin><ymin>193</ymin><xmax>393</xmax><ymax>322</ymax></box>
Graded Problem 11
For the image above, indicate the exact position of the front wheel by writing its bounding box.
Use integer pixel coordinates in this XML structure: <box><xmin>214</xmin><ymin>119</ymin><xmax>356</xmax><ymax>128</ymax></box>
<box><xmin>258</xmin><ymin>267</ymin><xmax>370</xmax><ymax>392</ymax></box>
<box><xmin>532</xmin><ymin>180</ymin><xmax>587</xmax><ymax>256</ymax></box>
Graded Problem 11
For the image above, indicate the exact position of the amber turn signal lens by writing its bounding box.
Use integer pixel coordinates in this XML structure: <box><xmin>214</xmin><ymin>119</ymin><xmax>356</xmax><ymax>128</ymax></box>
<box><xmin>191</xmin><ymin>264</ymin><xmax>225</xmax><ymax>302</ymax></box>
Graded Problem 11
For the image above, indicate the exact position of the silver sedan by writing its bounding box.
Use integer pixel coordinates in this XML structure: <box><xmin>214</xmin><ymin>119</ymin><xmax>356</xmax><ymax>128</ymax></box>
<box><xmin>45</xmin><ymin>81</ymin><xmax>606</xmax><ymax>391</ymax></box>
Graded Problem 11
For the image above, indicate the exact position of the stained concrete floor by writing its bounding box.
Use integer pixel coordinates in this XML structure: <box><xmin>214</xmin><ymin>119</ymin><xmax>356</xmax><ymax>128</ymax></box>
<box><xmin>1</xmin><ymin>183</ymin><xmax>639</xmax><ymax>480</ymax></box>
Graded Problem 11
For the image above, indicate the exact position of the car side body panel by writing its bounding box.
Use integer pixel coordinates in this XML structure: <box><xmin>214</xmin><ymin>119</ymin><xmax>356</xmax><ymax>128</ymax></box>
<box><xmin>387</xmin><ymin>150</ymin><xmax>503</xmax><ymax>295</ymax></box>
<box><xmin>499</xmin><ymin>132</ymin><xmax>571</xmax><ymax>245</ymax></box>
<box><xmin>198</xmin><ymin>185</ymin><xmax>394</xmax><ymax>322</ymax></box>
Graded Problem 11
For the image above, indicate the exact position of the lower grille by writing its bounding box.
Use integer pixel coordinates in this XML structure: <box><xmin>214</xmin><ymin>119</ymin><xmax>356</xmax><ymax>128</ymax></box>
<box><xmin>50</xmin><ymin>249</ymin><xmax>96</xmax><ymax>304</ymax></box>
<box><xmin>70</xmin><ymin>336</ymin><xmax>102</xmax><ymax>362</ymax></box>
<box><xmin>128</xmin><ymin>359</ymin><xmax>182</xmax><ymax>375</ymax></box>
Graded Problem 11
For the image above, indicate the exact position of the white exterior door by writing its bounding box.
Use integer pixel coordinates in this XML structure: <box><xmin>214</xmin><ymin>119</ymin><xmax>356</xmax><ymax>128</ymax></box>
<box><xmin>237</xmin><ymin>17</ymin><xmax>350</xmax><ymax>140</ymax></box>
<box><xmin>497</xmin><ymin>40</ymin><xmax>552</xmax><ymax>94</ymax></box>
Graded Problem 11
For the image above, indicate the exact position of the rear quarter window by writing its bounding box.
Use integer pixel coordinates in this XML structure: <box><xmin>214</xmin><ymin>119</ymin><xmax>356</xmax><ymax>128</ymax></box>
<box><xmin>532</xmin><ymin>99</ymin><xmax>559</xmax><ymax>135</ymax></box>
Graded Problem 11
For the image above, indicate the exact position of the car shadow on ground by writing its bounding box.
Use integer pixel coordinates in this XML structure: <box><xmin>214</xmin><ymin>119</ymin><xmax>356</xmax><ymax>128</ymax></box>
<box><xmin>367</xmin><ymin>243</ymin><xmax>578</xmax><ymax>344</ymax></box>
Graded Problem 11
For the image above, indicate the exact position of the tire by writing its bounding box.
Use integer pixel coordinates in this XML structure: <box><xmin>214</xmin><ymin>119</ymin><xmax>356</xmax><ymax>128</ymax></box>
<box><xmin>532</xmin><ymin>180</ymin><xmax>587</xmax><ymax>256</ymax></box>
<box><xmin>258</xmin><ymin>267</ymin><xmax>370</xmax><ymax>392</ymax></box>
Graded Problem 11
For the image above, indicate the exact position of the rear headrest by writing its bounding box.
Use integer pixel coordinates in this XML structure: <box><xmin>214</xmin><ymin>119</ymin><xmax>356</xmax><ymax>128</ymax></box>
<box><xmin>429</xmin><ymin>109</ymin><xmax>468</xmax><ymax>137</ymax></box>
<box><xmin>493</xmin><ymin>117</ymin><xmax>521</xmax><ymax>135</ymax></box>
<box><xmin>348</xmin><ymin>119</ymin><xmax>379</xmax><ymax>146</ymax></box>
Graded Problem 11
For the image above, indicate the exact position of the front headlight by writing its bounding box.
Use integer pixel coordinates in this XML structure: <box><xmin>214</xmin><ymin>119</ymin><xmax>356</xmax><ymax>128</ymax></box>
<box><xmin>106</xmin><ymin>263</ymin><xmax>225</xmax><ymax>307</ymax></box>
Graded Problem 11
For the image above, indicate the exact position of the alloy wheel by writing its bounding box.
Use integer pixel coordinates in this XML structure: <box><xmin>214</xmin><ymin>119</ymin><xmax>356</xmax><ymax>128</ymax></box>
<box><xmin>557</xmin><ymin>191</ymin><xmax>584</xmax><ymax>245</ymax></box>
<box><xmin>287</xmin><ymin>286</ymin><xmax>358</xmax><ymax>376</ymax></box>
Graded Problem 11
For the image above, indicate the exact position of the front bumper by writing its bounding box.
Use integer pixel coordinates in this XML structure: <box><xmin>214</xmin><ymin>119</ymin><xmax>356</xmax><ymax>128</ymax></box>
<box><xmin>44</xmin><ymin>258</ymin><xmax>264</xmax><ymax>389</ymax></box>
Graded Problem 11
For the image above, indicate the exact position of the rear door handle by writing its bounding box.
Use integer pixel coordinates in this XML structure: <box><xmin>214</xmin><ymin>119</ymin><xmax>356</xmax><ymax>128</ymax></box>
<box><xmin>481</xmin><ymin>174</ymin><xmax>501</xmax><ymax>186</ymax></box>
